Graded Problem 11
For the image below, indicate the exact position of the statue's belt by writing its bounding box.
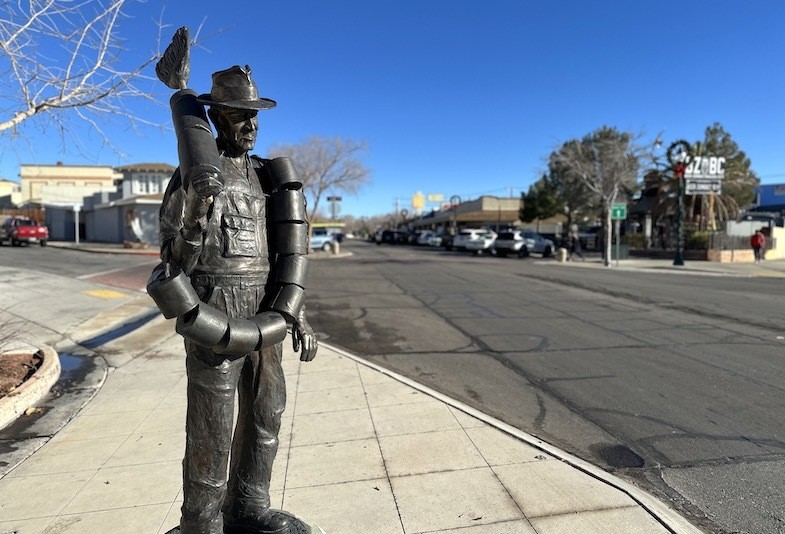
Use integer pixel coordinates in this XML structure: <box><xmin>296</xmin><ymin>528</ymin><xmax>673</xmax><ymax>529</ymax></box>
<box><xmin>191</xmin><ymin>272</ymin><xmax>269</xmax><ymax>288</ymax></box>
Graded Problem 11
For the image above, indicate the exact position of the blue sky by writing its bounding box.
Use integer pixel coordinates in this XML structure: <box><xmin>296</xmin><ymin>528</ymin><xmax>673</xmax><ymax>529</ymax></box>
<box><xmin>2</xmin><ymin>0</ymin><xmax>783</xmax><ymax>218</ymax></box>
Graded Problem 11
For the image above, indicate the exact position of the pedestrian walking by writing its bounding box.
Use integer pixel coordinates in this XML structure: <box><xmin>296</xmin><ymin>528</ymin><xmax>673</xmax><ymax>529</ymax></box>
<box><xmin>569</xmin><ymin>229</ymin><xmax>585</xmax><ymax>261</ymax></box>
<box><xmin>751</xmin><ymin>229</ymin><xmax>766</xmax><ymax>263</ymax></box>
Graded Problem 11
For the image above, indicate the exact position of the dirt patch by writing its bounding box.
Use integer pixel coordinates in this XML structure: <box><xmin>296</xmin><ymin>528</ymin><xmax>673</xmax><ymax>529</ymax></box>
<box><xmin>0</xmin><ymin>352</ymin><xmax>42</xmax><ymax>397</ymax></box>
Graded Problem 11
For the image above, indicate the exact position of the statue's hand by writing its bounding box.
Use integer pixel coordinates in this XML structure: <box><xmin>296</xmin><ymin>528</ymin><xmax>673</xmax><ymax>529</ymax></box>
<box><xmin>182</xmin><ymin>182</ymin><xmax>213</xmax><ymax>239</ymax></box>
<box><xmin>190</xmin><ymin>170</ymin><xmax>223</xmax><ymax>199</ymax></box>
<box><xmin>293</xmin><ymin>319</ymin><xmax>318</xmax><ymax>362</ymax></box>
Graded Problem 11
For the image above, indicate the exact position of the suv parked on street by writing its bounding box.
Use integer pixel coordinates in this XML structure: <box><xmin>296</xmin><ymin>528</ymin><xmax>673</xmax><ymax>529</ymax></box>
<box><xmin>310</xmin><ymin>228</ymin><xmax>337</xmax><ymax>252</ymax></box>
<box><xmin>492</xmin><ymin>230</ymin><xmax>529</xmax><ymax>257</ymax></box>
<box><xmin>452</xmin><ymin>228</ymin><xmax>495</xmax><ymax>252</ymax></box>
<box><xmin>464</xmin><ymin>231</ymin><xmax>497</xmax><ymax>255</ymax></box>
<box><xmin>522</xmin><ymin>232</ymin><xmax>555</xmax><ymax>257</ymax></box>
<box><xmin>492</xmin><ymin>230</ymin><xmax>554</xmax><ymax>257</ymax></box>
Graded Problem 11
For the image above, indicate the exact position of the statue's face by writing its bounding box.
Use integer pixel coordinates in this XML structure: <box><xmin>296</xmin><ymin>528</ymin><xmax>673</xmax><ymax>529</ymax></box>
<box><xmin>216</xmin><ymin>108</ymin><xmax>258</xmax><ymax>154</ymax></box>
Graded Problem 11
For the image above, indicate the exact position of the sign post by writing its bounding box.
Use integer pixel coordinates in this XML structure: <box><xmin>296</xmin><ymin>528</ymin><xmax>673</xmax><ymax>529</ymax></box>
<box><xmin>449</xmin><ymin>195</ymin><xmax>461</xmax><ymax>236</ymax></box>
<box><xmin>73</xmin><ymin>204</ymin><xmax>81</xmax><ymax>244</ymax></box>
<box><xmin>327</xmin><ymin>195</ymin><xmax>342</xmax><ymax>221</ymax></box>
<box><xmin>666</xmin><ymin>141</ymin><xmax>692</xmax><ymax>266</ymax></box>
<box><xmin>611</xmin><ymin>203</ymin><xmax>627</xmax><ymax>268</ymax></box>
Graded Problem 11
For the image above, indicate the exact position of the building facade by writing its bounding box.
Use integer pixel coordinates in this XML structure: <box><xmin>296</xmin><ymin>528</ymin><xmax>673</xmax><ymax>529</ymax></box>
<box><xmin>19</xmin><ymin>162</ymin><xmax>119</xmax><ymax>207</ymax></box>
<box><xmin>115</xmin><ymin>163</ymin><xmax>175</xmax><ymax>198</ymax></box>
<box><xmin>39</xmin><ymin>162</ymin><xmax>175</xmax><ymax>244</ymax></box>
<box><xmin>0</xmin><ymin>178</ymin><xmax>20</xmax><ymax>208</ymax></box>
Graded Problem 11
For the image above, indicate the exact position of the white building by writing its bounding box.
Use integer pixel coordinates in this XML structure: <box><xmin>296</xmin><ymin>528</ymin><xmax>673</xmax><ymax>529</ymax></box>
<box><xmin>43</xmin><ymin>162</ymin><xmax>176</xmax><ymax>243</ymax></box>
<box><xmin>116</xmin><ymin>163</ymin><xmax>176</xmax><ymax>197</ymax></box>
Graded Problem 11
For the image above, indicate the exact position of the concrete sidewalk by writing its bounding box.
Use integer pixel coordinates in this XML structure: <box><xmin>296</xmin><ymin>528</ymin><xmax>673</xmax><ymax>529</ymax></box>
<box><xmin>539</xmin><ymin>254</ymin><xmax>785</xmax><ymax>278</ymax></box>
<box><xmin>0</xmin><ymin>314</ymin><xmax>701</xmax><ymax>534</ymax></box>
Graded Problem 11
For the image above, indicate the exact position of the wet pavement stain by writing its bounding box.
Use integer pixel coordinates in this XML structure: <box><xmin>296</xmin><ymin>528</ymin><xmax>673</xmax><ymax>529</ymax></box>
<box><xmin>591</xmin><ymin>443</ymin><xmax>646</xmax><ymax>468</ymax></box>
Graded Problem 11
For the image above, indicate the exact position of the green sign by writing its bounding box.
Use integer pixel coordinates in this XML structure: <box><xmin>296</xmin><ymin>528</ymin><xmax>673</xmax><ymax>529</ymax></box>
<box><xmin>611</xmin><ymin>203</ymin><xmax>627</xmax><ymax>220</ymax></box>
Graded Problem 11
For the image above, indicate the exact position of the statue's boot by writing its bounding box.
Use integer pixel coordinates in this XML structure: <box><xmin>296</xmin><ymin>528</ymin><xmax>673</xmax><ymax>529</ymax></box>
<box><xmin>223</xmin><ymin>509</ymin><xmax>291</xmax><ymax>534</ymax></box>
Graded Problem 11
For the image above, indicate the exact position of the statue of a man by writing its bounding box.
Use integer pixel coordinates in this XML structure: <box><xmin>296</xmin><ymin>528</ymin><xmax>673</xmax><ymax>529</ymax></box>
<box><xmin>156</xmin><ymin>65</ymin><xmax>317</xmax><ymax>534</ymax></box>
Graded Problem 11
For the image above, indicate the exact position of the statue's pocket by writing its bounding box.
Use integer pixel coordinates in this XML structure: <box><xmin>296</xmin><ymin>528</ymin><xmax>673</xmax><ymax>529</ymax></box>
<box><xmin>221</xmin><ymin>213</ymin><xmax>258</xmax><ymax>257</ymax></box>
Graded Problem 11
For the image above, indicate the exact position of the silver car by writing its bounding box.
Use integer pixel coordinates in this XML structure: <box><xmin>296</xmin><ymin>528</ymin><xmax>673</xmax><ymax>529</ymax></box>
<box><xmin>492</xmin><ymin>230</ymin><xmax>554</xmax><ymax>257</ymax></box>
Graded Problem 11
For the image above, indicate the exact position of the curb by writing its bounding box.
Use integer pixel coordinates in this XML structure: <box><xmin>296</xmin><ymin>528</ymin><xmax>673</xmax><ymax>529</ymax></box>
<box><xmin>47</xmin><ymin>242</ymin><xmax>160</xmax><ymax>257</ymax></box>
<box><xmin>323</xmin><ymin>342</ymin><xmax>704</xmax><ymax>534</ymax></box>
<box><xmin>309</xmin><ymin>251</ymin><xmax>354</xmax><ymax>260</ymax></box>
<box><xmin>0</xmin><ymin>346</ymin><xmax>60</xmax><ymax>431</ymax></box>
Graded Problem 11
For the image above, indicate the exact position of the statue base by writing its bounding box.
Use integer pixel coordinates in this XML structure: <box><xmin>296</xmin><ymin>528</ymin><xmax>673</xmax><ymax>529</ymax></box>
<box><xmin>164</xmin><ymin>510</ymin><xmax>326</xmax><ymax>534</ymax></box>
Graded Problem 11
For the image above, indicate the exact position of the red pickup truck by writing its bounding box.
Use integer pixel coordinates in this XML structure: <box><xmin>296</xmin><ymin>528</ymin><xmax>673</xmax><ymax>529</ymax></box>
<box><xmin>0</xmin><ymin>216</ymin><xmax>49</xmax><ymax>246</ymax></box>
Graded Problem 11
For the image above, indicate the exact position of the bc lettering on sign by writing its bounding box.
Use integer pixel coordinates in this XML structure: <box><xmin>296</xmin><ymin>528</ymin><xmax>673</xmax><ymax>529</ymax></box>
<box><xmin>685</xmin><ymin>156</ymin><xmax>726</xmax><ymax>179</ymax></box>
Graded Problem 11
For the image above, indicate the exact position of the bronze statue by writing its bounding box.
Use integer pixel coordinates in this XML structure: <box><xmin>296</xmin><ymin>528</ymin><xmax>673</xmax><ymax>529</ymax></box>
<box><xmin>148</xmin><ymin>28</ymin><xmax>317</xmax><ymax>534</ymax></box>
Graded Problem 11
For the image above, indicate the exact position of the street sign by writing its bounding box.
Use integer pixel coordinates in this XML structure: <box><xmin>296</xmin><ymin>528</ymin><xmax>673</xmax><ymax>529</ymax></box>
<box><xmin>685</xmin><ymin>179</ymin><xmax>723</xmax><ymax>195</ymax></box>
<box><xmin>684</xmin><ymin>154</ymin><xmax>725</xmax><ymax>195</ymax></box>
<box><xmin>685</xmin><ymin>156</ymin><xmax>726</xmax><ymax>180</ymax></box>
<box><xmin>326</xmin><ymin>195</ymin><xmax>342</xmax><ymax>202</ymax></box>
<box><xmin>611</xmin><ymin>203</ymin><xmax>627</xmax><ymax>220</ymax></box>
<box><xmin>412</xmin><ymin>192</ymin><xmax>425</xmax><ymax>211</ymax></box>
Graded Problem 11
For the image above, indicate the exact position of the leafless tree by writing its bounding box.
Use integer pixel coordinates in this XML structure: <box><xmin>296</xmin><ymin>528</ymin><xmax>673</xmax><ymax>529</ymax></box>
<box><xmin>553</xmin><ymin>127</ymin><xmax>647</xmax><ymax>266</ymax></box>
<box><xmin>0</xmin><ymin>0</ymin><xmax>164</xmax><ymax>153</ymax></box>
<box><xmin>268</xmin><ymin>136</ymin><xmax>372</xmax><ymax>227</ymax></box>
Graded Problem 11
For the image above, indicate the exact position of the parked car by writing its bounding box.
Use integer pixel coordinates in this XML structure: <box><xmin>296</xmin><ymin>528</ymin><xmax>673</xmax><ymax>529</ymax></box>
<box><xmin>427</xmin><ymin>232</ymin><xmax>444</xmax><ymax>247</ymax></box>
<box><xmin>492</xmin><ymin>230</ymin><xmax>529</xmax><ymax>257</ymax></box>
<box><xmin>417</xmin><ymin>231</ymin><xmax>445</xmax><ymax>246</ymax></box>
<box><xmin>452</xmin><ymin>228</ymin><xmax>496</xmax><ymax>252</ymax></box>
<box><xmin>464</xmin><ymin>231</ymin><xmax>497</xmax><ymax>255</ymax></box>
<box><xmin>376</xmin><ymin>230</ymin><xmax>407</xmax><ymax>245</ymax></box>
<box><xmin>310</xmin><ymin>228</ymin><xmax>337</xmax><ymax>252</ymax></box>
<box><xmin>521</xmin><ymin>232</ymin><xmax>555</xmax><ymax>257</ymax></box>
<box><xmin>0</xmin><ymin>216</ymin><xmax>49</xmax><ymax>246</ymax></box>
<box><xmin>406</xmin><ymin>230</ymin><xmax>424</xmax><ymax>245</ymax></box>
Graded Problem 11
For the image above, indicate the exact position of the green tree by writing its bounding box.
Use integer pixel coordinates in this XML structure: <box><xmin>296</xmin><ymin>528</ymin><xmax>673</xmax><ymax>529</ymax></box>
<box><xmin>520</xmin><ymin>174</ymin><xmax>560</xmax><ymax>232</ymax></box>
<box><xmin>692</xmin><ymin>122</ymin><xmax>759</xmax><ymax>225</ymax></box>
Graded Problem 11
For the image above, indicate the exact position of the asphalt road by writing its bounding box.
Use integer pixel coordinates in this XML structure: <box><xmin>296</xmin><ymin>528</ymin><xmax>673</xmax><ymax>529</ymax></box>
<box><xmin>0</xmin><ymin>244</ymin><xmax>156</xmax><ymax>279</ymax></box>
<box><xmin>4</xmin><ymin>242</ymin><xmax>782</xmax><ymax>532</ymax></box>
<box><xmin>0</xmin><ymin>244</ymin><xmax>157</xmax><ymax>350</ymax></box>
<box><xmin>307</xmin><ymin>241</ymin><xmax>785</xmax><ymax>534</ymax></box>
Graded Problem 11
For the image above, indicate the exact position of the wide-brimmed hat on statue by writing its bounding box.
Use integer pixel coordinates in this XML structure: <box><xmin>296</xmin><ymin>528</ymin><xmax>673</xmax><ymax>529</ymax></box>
<box><xmin>197</xmin><ymin>65</ymin><xmax>276</xmax><ymax>110</ymax></box>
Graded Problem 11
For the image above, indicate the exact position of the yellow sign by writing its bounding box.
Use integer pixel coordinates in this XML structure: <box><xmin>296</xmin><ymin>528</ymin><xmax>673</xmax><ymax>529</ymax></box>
<box><xmin>412</xmin><ymin>191</ymin><xmax>425</xmax><ymax>210</ymax></box>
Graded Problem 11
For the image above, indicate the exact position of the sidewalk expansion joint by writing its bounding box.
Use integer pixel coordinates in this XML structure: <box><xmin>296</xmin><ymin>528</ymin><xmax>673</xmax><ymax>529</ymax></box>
<box><xmin>323</xmin><ymin>341</ymin><xmax>703</xmax><ymax>534</ymax></box>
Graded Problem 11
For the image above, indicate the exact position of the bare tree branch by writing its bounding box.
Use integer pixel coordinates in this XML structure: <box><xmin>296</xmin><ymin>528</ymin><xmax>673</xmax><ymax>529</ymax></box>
<box><xmin>552</xmin><ymin>127</ymin><xmax>647</xmax><ymax>266</ymax></box>
<box><xmin>0</xmin><ymin>0</ymin><xmax>166</xmax><ymax>152</ymax></box>
<box><xmin>268</xmin><ymin>136</ymin><xmax>372</xmax><ymax>226</ymax></box>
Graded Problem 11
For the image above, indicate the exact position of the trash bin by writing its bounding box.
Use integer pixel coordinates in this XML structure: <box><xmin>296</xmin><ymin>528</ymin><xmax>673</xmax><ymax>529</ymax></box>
<box><xmin>557</xmin><ymin>247</ymin><xmax>568</xmax><ymax>263</ymax></box>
